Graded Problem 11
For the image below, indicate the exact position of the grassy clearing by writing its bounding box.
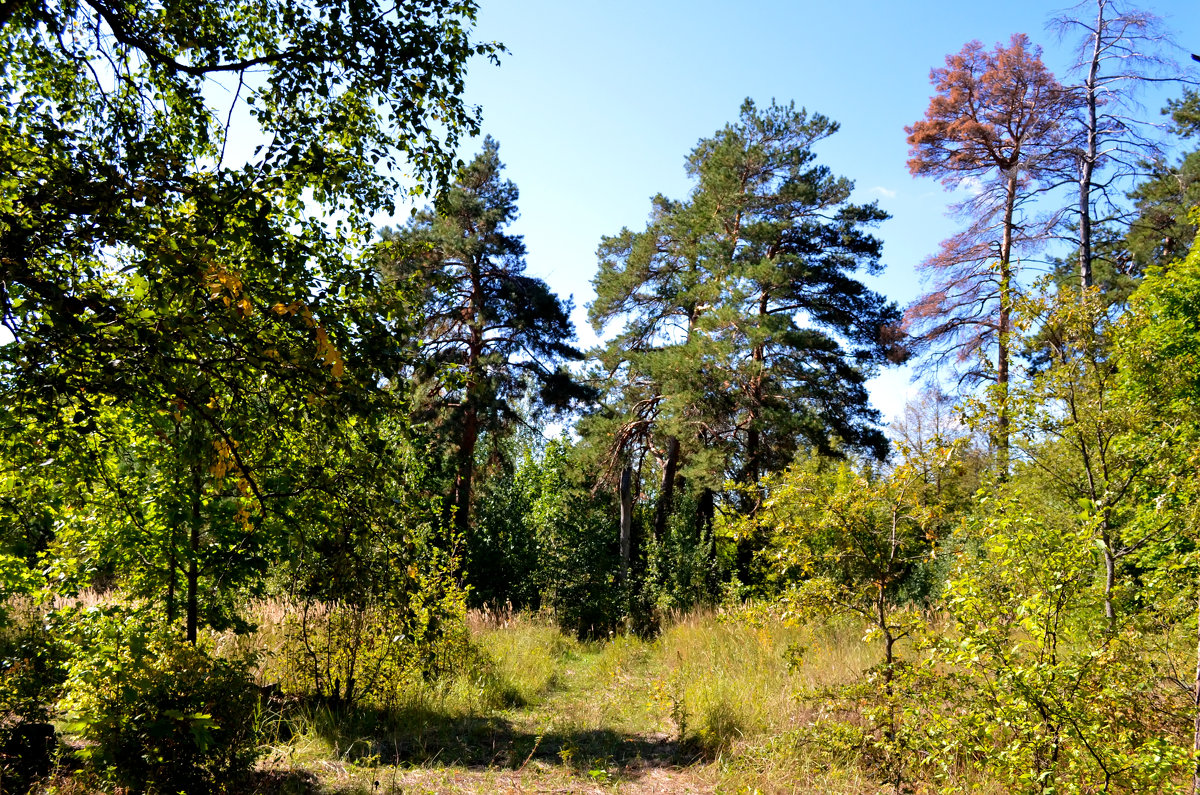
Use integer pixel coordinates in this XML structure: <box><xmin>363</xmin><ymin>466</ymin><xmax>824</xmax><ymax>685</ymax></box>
<box><xmin>248</xmin><ymin>607</ymin><xmax>908</xmax><ymax>794</ymax></box>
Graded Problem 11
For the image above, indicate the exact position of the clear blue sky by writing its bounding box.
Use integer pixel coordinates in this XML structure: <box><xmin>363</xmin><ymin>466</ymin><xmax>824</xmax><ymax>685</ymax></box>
<box><xmin>440</xmin><ymin>0</ymin><xmax>1200</xmax><ymax>423</ymax></box>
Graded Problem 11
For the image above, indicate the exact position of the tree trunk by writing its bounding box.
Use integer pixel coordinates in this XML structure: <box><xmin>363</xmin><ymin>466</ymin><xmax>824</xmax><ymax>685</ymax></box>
<box><xmin>697</xmin><ymin>487</ymin><xmax>715</xmax><ymax>537</ymax></box>
<box><xmin>743</xmin><ymin>292</ymin><xmax>769</xmax><ymax>489</ymax></box>
<box><xmin>1078</xmin><ymin>0</ymin><xmax>1103</xmax><ymax>291</ymax></box>
<box><xmin>1102</xmin><ymin>519</ymin><xmax>1116</xmax><ymax>632</ymax></box>
<box><xmin>1193</xmin><ymin>586</ymin><xmax>1200</xmax><ymax>795</ymax></box>
<box><xmin>167</xmin><ymin>421</ymin><xmax>180</xmax><ymax>625</ymax></box>
<box><xmin>186</xmin><ymin>461</ymin><xmax>202</xmax><ymax>645</ymax></box>
<box><xmin>453</xmin><ymin>254</ymin><xmax>485</xmax><ymax>536</ymax></box>
<box><xmin>167</xmin><ymin>528</ymin><xmax>177</xmax><ymax>625</ymax></box>
<box><xmin>652</xmin><ymin>437</ymin><xmax>680</xmax><ymax>542</ymax></box>
<box><xmin>996</xmin><ymin>169</ymin><xmax>1018</xmax><ymax>479</ymax></box>
<box><xmin>619</xmin><ymin>464</ymin><xmax>633</xmax><ymax>581</ymax></box>
<box><xmin>452</xmin><ymin>404</ymin><xmax>479</xmax><ymax>535</ymax></box>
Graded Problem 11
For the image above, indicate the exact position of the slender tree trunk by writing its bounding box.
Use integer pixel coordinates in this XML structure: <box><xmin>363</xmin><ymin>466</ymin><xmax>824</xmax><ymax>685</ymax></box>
<box><xmin>1078</xmin><ymin>0</ymin><xmax>1103</xmax><ymax>291</ymax></box>
<box><xmin>187</xmin><ymin>461</ymin><xmax>202</xmax><ymax>645</ymax></box>
<box><xmin>619</xmin><ymin>465</ymin><xmax>633</xmax><ymax>581</ymax></box>
<box><xmin>996</xmin><ymin>169</ymin><xmax>1018</xmax><ymax>479</ymax></box>
<box><xmin>168</xmin><ymin>423</ymin><xmax>180</xmax><ymax>625</ymax></box>
<box><xmin>453</xmin><ymin>255</ymin><xmax>485</xmax><ymax>536</ymax></box>
<box><xmin>697</xmin><ymin>487</ymin><xmax>714</xmax><ymax>531</ymax></box>
<box><xmin>452</xmin><ymin>405</ymin><xmax>479</xmax><ymax>535</ymax></box>
<box><xmin>1193</xmin><ymin>586</ymin><xmax>1200</xmax><ymax>795</ymax></box>
<box><xmin>1101</xmin><ymin>518</ymin><xmax>1116</xmax><ymax>632</ymax></box>
<box><xmin>653</xmin><ymin>437</ymin><xmax>680</xmax><ymax>542</ymax></box>
<box><xmin>743</xmin><ymin>292</ymin><xmax>769</xmax><ymax>489</ymax></box>
<box><xmin>744</xmin><ymin>423</ymin><xmax>760</xmax><ymax>488</ymax></box>
<box><xmin>167</xmin><ymin>530</ymin><xmax>177</xmax><ymax>625</ymax></box>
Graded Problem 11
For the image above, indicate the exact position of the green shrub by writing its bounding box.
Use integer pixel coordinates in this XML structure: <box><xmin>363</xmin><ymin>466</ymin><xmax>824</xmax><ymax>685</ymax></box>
<box><xmin>0</xmin><ymin>600</ymin><xmax>66</xmax><ymax>791</ymax></box>
<box><xmin>273</xmin><ymin>559</ymin><xmax>473</xmax><ymax>710</ymax></box>
<box><xmin>57</xmin><ymin>608</ymin><xmax>260</xmax><ymax>794</ymax></box>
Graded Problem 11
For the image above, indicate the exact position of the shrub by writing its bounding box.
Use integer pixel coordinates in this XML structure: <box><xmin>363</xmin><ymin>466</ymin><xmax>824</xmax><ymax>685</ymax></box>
<box><xmin>57</xmin><ymin>608</ymin><xmax>260</xmax><ymax>794</ymax></box>
<box><xmin>274</xmin><ymin>557</ymin><xmax>473</xmax><ymax>710</ymax></box>
<box><xmin>0</xmin><ymin>599</ymin><xmax>66</xmax><ymax>792</ymax></box>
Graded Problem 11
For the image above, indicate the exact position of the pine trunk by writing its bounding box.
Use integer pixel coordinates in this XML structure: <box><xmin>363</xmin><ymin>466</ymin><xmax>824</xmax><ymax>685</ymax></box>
<box><xmin>996</xmin><ymin>169</ymin><xmax>1017</xmax><ymax>479</ymax></box>
<box><xmin>619</xmin><ymin>464</ymin><xmax>633</xmax><ymax>581</ymax></box>
<box><xmin>653</xmin><ymin>437</ymin><xmax>680</xmax><ymax>542</ymax></box>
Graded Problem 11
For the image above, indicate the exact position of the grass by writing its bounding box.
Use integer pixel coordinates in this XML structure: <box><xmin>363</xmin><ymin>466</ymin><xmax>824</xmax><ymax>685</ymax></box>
<box><xmin>21</xmin><ymin>588</ymin><xmax>1191</xmax><ymax>793</ymax></box>
<box><xmin>18</xmin><ymin>597</ymin><xmax>1017</xmax><ymax>792</ymax></box>
<box><xmin>245</xmin><ymin>606</ymin><xmax>906</xmax><ymax>793</ymax></box>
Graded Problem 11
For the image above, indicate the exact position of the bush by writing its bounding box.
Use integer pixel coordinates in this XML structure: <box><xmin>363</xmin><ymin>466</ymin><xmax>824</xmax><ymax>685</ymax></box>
<box><xmin>56</xmin><ymin>608</ymin><xmax>260</xmax><ymax>794</ymax></box>
<box><xmin>0</xmin><ymin>600</ymin><xmax>66</xmax><ymax>792</ymax></box>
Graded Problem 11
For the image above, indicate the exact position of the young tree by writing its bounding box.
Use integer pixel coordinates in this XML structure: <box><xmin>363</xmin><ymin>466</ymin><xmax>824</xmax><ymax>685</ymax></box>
<box><xmin>1011</xmin><ymin>287</ymin><xmax>1141</xmax><ymax>629</ymax></box>
<box><xmin>738</xmin><ymin>456</ymin><xmax>941</xmax><ymax>792</ymax></box>
<box><xmin>905</xmin><ymin>34</ymin><xmax>1079</xmax><ymax>474</ymax></box>
<box><xmin>379</xmin><ymin>138</ymin><xmax>591</xmax><ymax>539</ymax></box>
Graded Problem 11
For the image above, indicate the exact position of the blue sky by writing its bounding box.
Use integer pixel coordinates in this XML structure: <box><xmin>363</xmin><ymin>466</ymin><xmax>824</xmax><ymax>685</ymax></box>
<box><xmin>439</xmin><ymin>0</ymin><xmax>1200</xmax><ymax>423</ymax></box>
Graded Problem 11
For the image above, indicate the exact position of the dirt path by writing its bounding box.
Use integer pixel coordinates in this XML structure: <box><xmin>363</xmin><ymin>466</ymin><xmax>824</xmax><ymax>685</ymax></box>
<box><xmin>261</xmin><ymin>641</ymin><xmax>719</xmax><ymax>794</ymax></box>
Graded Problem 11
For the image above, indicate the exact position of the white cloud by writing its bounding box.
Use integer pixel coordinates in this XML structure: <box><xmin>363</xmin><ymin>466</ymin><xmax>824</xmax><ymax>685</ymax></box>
<box><xmin>957</xmin><ymin>176</ymin><xmax>985</xmax><ymax>196</ymax></box>
<box><xmin>869</xmin><ymin>186</ymin><xmax>897</xmax><ymax>199</ymax></box>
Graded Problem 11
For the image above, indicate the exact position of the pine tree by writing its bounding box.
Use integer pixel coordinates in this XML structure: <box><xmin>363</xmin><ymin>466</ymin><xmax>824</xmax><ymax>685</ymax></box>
<box><xmin>587</xmin><ymin>99</ymin><xmax>901</xmax><ymax>568</ymax></box>
<box><xmin>379</xmin><ymin>138</ymin><xmax>591</xmax><ymax>537</ymax></box>
<box><xmin>905</xmin><ymin>34</ymin><xmax>1078</xmax><ymax>475</ymax></box>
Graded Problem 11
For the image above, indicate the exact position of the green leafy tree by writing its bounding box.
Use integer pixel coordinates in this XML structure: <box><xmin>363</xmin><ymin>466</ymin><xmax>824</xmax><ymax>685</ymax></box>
<box><xmin>1115</xmin><ymin>221</ymin><xmax>1200</xmax><ymax>790</ymax></box>
<box><xmin>0</xmin><ymin>0</ymin><xmax>495</xmax><ymax>642</ymax></box>
<box><xmin>1008</xmin><ymin>286</ymin><xmax>1145</xmax><ymax>629</ymax></box>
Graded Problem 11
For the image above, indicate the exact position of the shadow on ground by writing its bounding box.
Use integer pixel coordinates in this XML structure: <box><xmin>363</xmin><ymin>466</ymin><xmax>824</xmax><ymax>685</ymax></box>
<box><xmin>280</xmin><ymin>700</ymin><xmax>683</xmax><ymax>783</ymax></box>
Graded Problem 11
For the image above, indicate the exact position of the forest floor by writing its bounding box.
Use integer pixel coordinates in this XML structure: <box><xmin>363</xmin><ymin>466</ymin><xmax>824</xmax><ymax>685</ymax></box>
<box><xmin>252</xmin><ymin>612</ymin><xmax>883</xmax><ymax>794</ymax></box>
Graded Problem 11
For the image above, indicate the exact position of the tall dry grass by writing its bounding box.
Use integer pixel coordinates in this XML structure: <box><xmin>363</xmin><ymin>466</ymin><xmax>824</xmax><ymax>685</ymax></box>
<box><xmin>652</xmin><ymin>611</ymin><xmax>876</xmax><ymax>755</ymax></box>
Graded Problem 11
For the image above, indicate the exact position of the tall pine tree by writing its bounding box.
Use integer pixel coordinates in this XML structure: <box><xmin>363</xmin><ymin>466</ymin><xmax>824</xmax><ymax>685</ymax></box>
<box><xmin>587</xmin><ymin>99</ymin><xmax>901</xmax><ymax>562</ymax></box>
<box><xmin>379</xmin><ymin>138</ymin><xmax>591</xmax><ymax>538</ymax></box>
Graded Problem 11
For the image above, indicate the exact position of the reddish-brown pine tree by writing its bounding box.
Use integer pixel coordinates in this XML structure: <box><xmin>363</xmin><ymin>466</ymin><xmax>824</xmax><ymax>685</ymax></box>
<box><xmin>905</xmin><ymin>34</ymin><xmax>1079</xmax><ymax>473</ymax></box>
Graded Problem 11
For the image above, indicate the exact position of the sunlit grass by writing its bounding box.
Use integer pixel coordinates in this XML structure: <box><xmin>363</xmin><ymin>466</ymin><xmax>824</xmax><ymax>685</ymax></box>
<box><xmin>239</xmin><ymin>602</ymin><xmax>1009</xmax><ymax>792</ymax></box>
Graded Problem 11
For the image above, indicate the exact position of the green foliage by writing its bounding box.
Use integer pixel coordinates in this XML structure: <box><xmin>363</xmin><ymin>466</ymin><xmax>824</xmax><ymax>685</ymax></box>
<box><xmin>0</xmin><ymin>602</ymin><xmax>65</xmax><ymax>724</ymax></box>
<box><xmin>56</xmin><ymin>607</ymin><xmax>261</xmax><ymax>793</ymax></box>
<box><xmin>468</xmin><ymin>433</ymin><xmax>544</xmax><ymax>610</ymax></box>
<box><xmin>932</xmin><ymin>490</ymin><xmax>1191</xmax><ymax>791</ymax></box>
<box><xmin>526</xmin><ymin>440</ymin><xmax>624</xmax><ymax>638</ymax></box>
<box><xmin>1117</xmin><ymin>218</ymin><xmax>1200</xmax><ymax>501</ymax></box>
<box><xmin>642</xmin><ymin>493</ymin><xmax>723</xmax><ymax>615</ymax></box>
<box><xmin>467</xmin><ymin>435</ymin><xmax>624</xmax><ymax>636</ymax></box>
<box><xmin>273</xmin><ymin>416</ymin><xmax>475</xmax><ymax>708</ymax></box>
<box><xmin>0</xmin><ymin>601</ymin><xmax>67</xmax><ymax>790</ymax></box>
<box><xmin>737</xmin><ymin>457</ymin><xmax>939</xmax><ymax>622</ymax></box>
<box><xmin>1</xmin><ymin>0</ymin><xmax>497</xmax><ymax>644</ymax></box>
